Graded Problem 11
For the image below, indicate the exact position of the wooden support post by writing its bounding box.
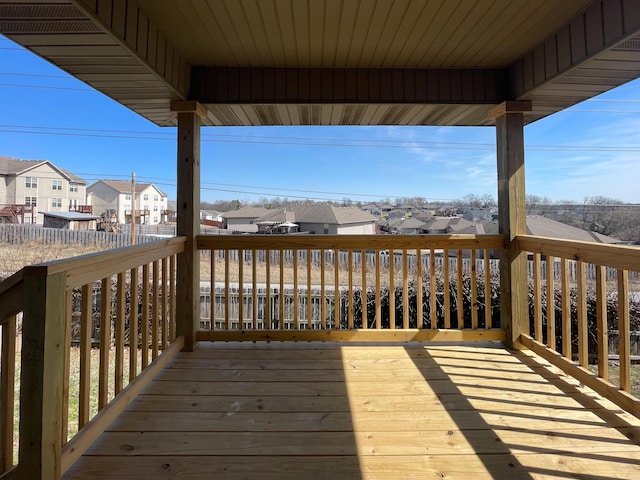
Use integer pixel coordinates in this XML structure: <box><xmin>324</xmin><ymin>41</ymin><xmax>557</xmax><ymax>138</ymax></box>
<box><xmin>489</xmin><ymin>101</ymin><xmax>531</xmax><ymax>350</ymax></box>
<box><xmin>172</xmin><ymin>101</ymin><xmax>206</xmax><ymax>351</ymax></box>
<box><xmin>19</xmin><ymin>267</ymin><xmax>67</xmax><ymax>479</ymax></box>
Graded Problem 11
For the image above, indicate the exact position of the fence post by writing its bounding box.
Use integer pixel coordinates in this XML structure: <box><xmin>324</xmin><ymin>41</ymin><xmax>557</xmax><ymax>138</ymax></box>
<box><xmin>19</xmin><ymin>266</ymin><xmax>67</xmax><ymax>479</ymax></box>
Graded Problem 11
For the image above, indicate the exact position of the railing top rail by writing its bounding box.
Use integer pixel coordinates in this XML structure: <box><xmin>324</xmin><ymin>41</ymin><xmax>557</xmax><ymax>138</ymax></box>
<box><xmin>0</xmin><ymin>269</ymin><xmax>24</xmax><ymax>324</ymax></box>
<box><xmin>24</xmin><ymin>236</ymin><xmax>187</xmax><ymax>289</ymax></box>
<box><xmin>517</xmin><ymin>234</ymin><xmax>640</xmax><ymax>272</ymax></box>
<box><xmin>197</xmin><ymin>234</ymin><xmax>505</xmax><ymax>251</ymax></box>
<box><xmin>0</xmin><ymin>269</ymin><xmax>23</xmax><ymax>297</ymax></box>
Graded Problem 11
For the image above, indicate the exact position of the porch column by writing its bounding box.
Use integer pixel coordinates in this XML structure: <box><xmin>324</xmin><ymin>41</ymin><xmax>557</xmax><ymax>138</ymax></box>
<box><xmin>489</xmin><ymin>101</ymin><xmax>531</xmax><ymax>349</ymax></box>
<box><xmin>171</xmin><ymin>100</ymin><xmax>207</xmax><ymax>351</ymax></box>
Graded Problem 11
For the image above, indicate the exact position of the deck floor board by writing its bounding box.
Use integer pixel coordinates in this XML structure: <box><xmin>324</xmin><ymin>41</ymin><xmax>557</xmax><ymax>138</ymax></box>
<box><xmin>63</xmin><ymin>342</ymin><xmax>640</xmax><ymax>479</ymax></box>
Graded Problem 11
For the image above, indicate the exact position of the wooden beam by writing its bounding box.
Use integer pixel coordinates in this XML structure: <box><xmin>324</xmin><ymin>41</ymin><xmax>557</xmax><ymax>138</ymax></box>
<box><xmin>175</xmin><ymin>104</ymin><xmax>202</xmax><ymax>351</ymax></box>
<box><xmin>492</xmin><ymin>102</ymin><xmax>529</xmax><ymax>349</ymax></box>
<box><xmin>196</xmin><ymin>329</ymin><xmax>506</xmax><ymax>343</ymax></box>
<box><xmin>191</xmin><ymin>67</ymin><xmax>507</xmax><ymax>105</ymax></box>
<box><xmin>170</xmin><ymin>100</ymin><xmax>208</xmax><ymax>120</ymax></box>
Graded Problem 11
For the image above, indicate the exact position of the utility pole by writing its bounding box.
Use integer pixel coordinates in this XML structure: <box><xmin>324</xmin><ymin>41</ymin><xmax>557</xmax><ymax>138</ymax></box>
<box><xmin>131</xmin><ymin>172</ymin><xmax>136</xmax><ymax>245</ymax></box>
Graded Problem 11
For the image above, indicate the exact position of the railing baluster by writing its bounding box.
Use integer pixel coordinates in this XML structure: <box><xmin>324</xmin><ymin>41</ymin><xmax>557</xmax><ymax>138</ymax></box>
<box><xmin>279</xmin><ymin>249</ymin><xmax>285</xmax><ymax>330</ymax></box>
<box><xmin>362</xmin><ymin>249</ymin><xmax>368</xmax><ymax>330</ymax></box>
<box><xmin>334</xmin><ymin>250</ymin><xmax>339</xmax><ymax>330</ymax></box>
<box><xmin>161</xmin><ymin>257</ymin><xmax>168</xmax><ymax>349</ymax></box>
<box><xmin>444</xmin><ymin>252</ymin><xmax>450</xmax><ymax>329</ymax></box>
<box><xmin>402</xmin><ymin>249</ymin><xmax>409</xmax><ymax>329</ymax></box>
<box><xmin>533</xmin><ymin>253</ymin><xmax>542</xmax><ymax>341</ymax></box>
<box><xmin>546</xmin><ymin>255</ymin><xmax>555</xmax><ymax>350</ymax></box>
<box><xmin>239</xmin><ymin>249</ymin><xmax>244</xmax><ymax>330</ymax></box>
<box><xmin>471</xmin><ymin>249</ymin><xmax>478</xmax><ymax>329</ymax></box>
<box><xmin>416</xmin><ymin>249</ymin><xmax>423</xmax><ymax>329</ymax></box>
<box><xmin>430</xmin><ymin>248</ymin><xmax>437</xmax><ymax>329</ymax></box>
<box><xmin>152</xmin><ymin>261</ymin><xmax>159</xmax><ymax>360</ymax></box>
<box><xmin>484</xmin><ymin>249</ymin><xmax>491</xmax><ymax>329</ymax></box>
<box><xmin>130</xmin><ymin>267</ymin><xmax>139</xmax><ymax>382</ymax></box>
<box><xmin>577</xmin><ymin>261</ymin><xmax>588</xmax><ymax>367</ymax></box>
<box><xmin>618</xmin><ymin>269</ymin><xmax>631</xmax><ymax>392</ymax></box>
<box><xmin>225</xmin><ymin>251</ymin><xmax>230</xmax><ymax>331</ymax></box>
<box><xmin>62</xmin><ymin>289</ymin><xmax>72</xmax><ymax>444</ymax></box>
<box><xmin>596</xmin><ymin>265</ymin><xmax>608</xmax><ymax>380</ymax></box>
<box><xmin>348</xmin><ymin>250</ymin><xmax>354</xmax><ymax>329</ymax></box>
<box><xmin>375</xmin><ymin>249</ymin><xmax>381</xmax><ymax>330</ymax></box>
<box><xmin>294</xmin><ymin>249</ymin><xmax>299</xmax><ymax>330</ymax></box>
<box><xmin>457</xmin><ymin>250</ymin><xmax>463</xmax><ymax>328</ymax></box>
<box><xmin>252</xmin><ymin>249</ymin><xmax>258</xmax><ymax>329</ymax></box>
<box><xmin>561</xmin><ymin>259</ymin><xmax>571</xmax><ymax>359</ymax></box>
<box><xmin>389</xmin><ymin>249</ymin><xmax>395</xmax><ymax>329</ymax></box>
<box><xmin>115</xmin><ymin>272</ymin><xmax>126</xmax><ymax>394</ymax></box>
<box><xmin>307</xmin><ymin>249</ymin><xmax>312</xmax><ymax>329</ymax></box>
<box><xmin>170</xmin><ymin>255</ymin><xmax>176</xmax><ymax>342</ymax></box>
<box><xmin>79</xmin><ymin>284</ymin><xmax>91</xmax><ymax>429</ymax></box>
<box><xmin>1</xmin><ymin>314</ymin><xmax>16</xmax><ymax>471</ymax></box>
<box><xmin>321</xmin><ymin>249</ymin><xmax>326</xmax><ymax>329</ymax></box>
<box><xmin>210</xmin><ymin>249</ymin><xmax>215</xmax><ymax>330</ymax></box>
<box><xmin>98</xmin><ymin>276</ymin><xmax>111</xmax><ymax>410</ymax></box>
<box><xmin>266</xmin><ymin>250</ymin><xmax>271</xmax><ymax>329</ymax></box>
<box><xmin>141</xmin><ymin>264</ymin><xmax>149</xmax><ymax>369</ymax></box>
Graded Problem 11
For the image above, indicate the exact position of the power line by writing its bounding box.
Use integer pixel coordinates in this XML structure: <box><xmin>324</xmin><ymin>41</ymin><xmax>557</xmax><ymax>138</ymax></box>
<box><xmin>0</xmin><ymin>82</ymin><xmax>92</xmax><ymax>92</ymax></box>
<box><xmin>3</xmin><ymin>124</ymin><xmax>640</xmax><ymax>153</ymax></box>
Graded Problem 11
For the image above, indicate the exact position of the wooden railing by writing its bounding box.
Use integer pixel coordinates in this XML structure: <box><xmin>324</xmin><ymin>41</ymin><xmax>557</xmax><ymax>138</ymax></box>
<box><xmin>518</xmin><ymin>235</ymin><xmax>640</xmax><ymax>417</ymax></box>
<box><xmin>196</xmin><ymin>234</ymin><xmax>506</xmax><ymax>342</ymax></box>
<box><xmin>0</xmin><ymin>237</ymin><xmax>186</xmax><ymax>479</ymax></box>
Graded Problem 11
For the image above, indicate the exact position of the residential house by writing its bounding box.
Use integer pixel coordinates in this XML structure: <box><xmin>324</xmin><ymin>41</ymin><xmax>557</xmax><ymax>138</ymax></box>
<box><xmin>0</xmin><ymin>155</ymin><xmax>88</xmax><ymax>224</ymax></box>
<box><xmin>255</xmin><ymin>205</ymin><xmax>377</xmax><ymax>234</ymax></box>
<box><xmin>462</xmin><ymin>207</ymin><xmax>498</xmax><ymax>222</ymax></box>
<box><xmin>221</xmin><ymin>206</ymin><xmax>271</xmax><ymax>233</ymax></box>
<box><xmin>87</xmin><ymin>180</ymin><xmax>168</xmax><ymax>225</ymax></box>
<box><xmin>200</xmin><ymin>209</ymin><xmax>223</xmax><ymax>227</ymax></box>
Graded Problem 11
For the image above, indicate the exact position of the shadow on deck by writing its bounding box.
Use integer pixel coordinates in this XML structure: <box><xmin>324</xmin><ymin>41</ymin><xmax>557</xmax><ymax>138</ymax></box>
<box><xmin>63</xmin><ymin>342</ymin><xmax>640</xmax><ymax>479</ymax></box>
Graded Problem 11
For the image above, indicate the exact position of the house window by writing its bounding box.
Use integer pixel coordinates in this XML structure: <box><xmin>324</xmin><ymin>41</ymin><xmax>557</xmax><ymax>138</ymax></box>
<box><xmin>125</xmin><ymin>194</ymin><xmax>131</xmax><ymax>200</ymax></box>
<box><xmin>52</xmin><ymin>197</ymin><xmax>62</xmax><ymax>208</ymax></box>
<box><xmin>153</xmin><ymin>205</ymin><xmax>158</xmax><ymax>212</ymax></box>
<box><xmin>25</xmin><ymin>177</ymin><xmax>37</xmax><ymax>188</ymax></box>
<box><xmin>154</xmin><ymin>195</ymin><xmax>159</xmax><ymax>202</ymax></box>
<box><xmin>143</xmin><ymin>194</ymin><xmax>149</xmax><ymax>201</ymax></box>
<box><xmin>25</xmin><ymin>196</ymin><xmax>37</xmax><ymax>207</ymax></box>
<box><xmin>52</xmin><ymin>179</ymin><xmax>63</xmax><ymax>190</ymax></box>
<box><xmin>153</xmin><ymin>217</ymin><xmax>159</xmax><ymax>223</ymax></box>
<box><xmin>69</xmin><ymin>183</ymin><xmax>79</xmax><ymax>192</ymax></box>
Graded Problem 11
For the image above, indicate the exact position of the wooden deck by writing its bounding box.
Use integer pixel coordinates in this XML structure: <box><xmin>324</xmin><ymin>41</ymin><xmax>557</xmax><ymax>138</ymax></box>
<box><xmin>63</xmin><ymin>342</ymin><xmax>640</xmax><ymax>480</ymax></box>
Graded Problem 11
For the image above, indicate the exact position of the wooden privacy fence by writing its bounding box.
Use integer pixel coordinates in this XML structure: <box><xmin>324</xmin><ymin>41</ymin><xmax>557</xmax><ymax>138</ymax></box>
<box><xmin>519</xmin><ymin>235</ymin><xmax>640</xmax><ymax>419</ymax></box>
<box><xmin>197</xmin><ymin>234</ymin><xmax>506</xmax><ymax>342</ymax></box>
<box><xmin>0</xmin><ymin>237</ymin><xmax>186</xmax><ymax>479</ymax></box>
<box><xmin>0</xmin><ymin>225</ymin><xmax>153</xmax><ymax>247</ymax></box>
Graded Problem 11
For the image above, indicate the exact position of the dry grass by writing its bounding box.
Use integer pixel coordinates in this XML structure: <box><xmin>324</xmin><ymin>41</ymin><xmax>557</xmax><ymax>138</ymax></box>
<box><xmin>11</xmin><ymin>345</ymin><xmax>144</xmax><ymax>464</ymax></box>
<box><xmin>0</xmin><ymin>240</ymin><xmax>111</xmax><ymax>276</ymax></box>
<box><xmin>589</xmin><ymin>363</ymin><xmax>640</xmax><ymax>399</ymax></box>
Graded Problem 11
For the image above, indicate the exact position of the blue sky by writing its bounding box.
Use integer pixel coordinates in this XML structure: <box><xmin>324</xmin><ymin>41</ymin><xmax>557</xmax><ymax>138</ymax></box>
<box><xmin>1</xmin><ymin>34</ymin><xmax>640</xmax><ymax>205</ymax></box>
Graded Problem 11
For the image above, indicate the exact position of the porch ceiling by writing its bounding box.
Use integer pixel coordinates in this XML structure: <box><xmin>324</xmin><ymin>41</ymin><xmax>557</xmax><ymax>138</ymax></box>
<box><xmin>1</xmin><ymin>0</ymin><xmax>640</xmax><ymax>126</ymax></box>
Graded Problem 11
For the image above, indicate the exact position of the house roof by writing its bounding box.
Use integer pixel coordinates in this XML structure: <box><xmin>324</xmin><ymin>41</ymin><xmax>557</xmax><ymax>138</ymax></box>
<box><xmin>396</xmin><ymin>218</ymin><xmax>426</xmax><ymax>230</ymax></box>
<box><xmin>254</xmin><ymin>205</ymin><xmax>377</xmax><ymax>226</ymax></box>
<box><xmin>88</xmin><ymin>180</ymin><xmax>168</xmax><ymax>197</ymax></box>
<box><xmin>42</xmin><ymin>211</ymin><xmax>99</xmax><ymax>221</ymax></box>
<box><xmin>0</xmin><ymin>156</ymin><xmax>87</xmax><ymax>184</ymax></box>
<box><xmin>2</xmin><ymin>1</ymin><xmax>638</xmax><ymax>127</ymax></box>
<box><xmin>221</xmin><ymin>206</ymin><xmax>271</xmax><ymax>219</ymax></box>
<box><xmin>294</xmin><ymin>205</ymin><xmax>377</xmax><ymax>225</ymax></box>
<box><xmin>481</xmin><ymin>216</ymin><xmax>621</xmax><ymax>243</ymax></box>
